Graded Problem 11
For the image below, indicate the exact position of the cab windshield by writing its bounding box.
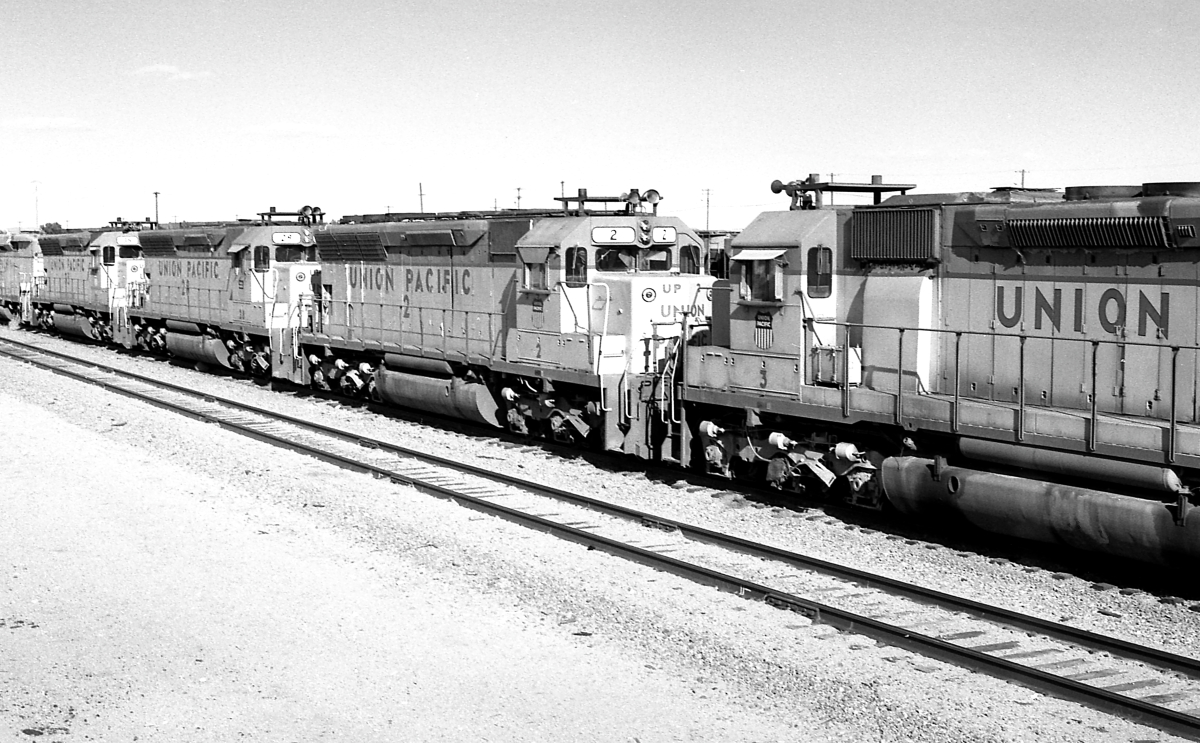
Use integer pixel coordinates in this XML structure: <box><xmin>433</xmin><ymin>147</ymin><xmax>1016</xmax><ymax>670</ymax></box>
<box><xmin>275</xmin><ymin>246</ymin><xmax>316</xmax><ymax>262</ymax></box>
<box><xmin>595</xmin><ymin>247</ymin><xmax>672</xmax><ymax>272</ymax></box>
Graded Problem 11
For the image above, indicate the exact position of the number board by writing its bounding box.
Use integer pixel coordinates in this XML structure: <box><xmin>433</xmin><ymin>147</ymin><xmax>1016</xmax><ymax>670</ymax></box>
<box><xmin>591</xmin><ymin>226</ymin><xmax>636</xmax><ymax>245</ymax></box>
<box><xmin>651</xmin><ymin>226</ymin><xmax>677</xmax><ymax>244</ymax></box>
<box><xmin>273</xmin><ymin>231</ymin><xmax>303</xmax><ymax>245</ymax></box>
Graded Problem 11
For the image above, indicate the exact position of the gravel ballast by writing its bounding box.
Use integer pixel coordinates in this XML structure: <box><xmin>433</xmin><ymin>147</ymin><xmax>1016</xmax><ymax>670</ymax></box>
<box><xmin>1</xmin><ymin>332</ymin><xmax>1195</xmax><ymax>741</ymax></box>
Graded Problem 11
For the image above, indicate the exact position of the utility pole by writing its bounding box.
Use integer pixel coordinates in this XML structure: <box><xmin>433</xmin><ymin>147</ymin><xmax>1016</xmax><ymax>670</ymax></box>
<box><xmin>153</xmin><ymin>191</ymin><xmax>160</xmax><ymax>224</ymax></box>
<box><xmin>32</xmin><ymin>181</ymin><xmax>40</xmax><ymax>229</ymax></box>
<box><xmin>516</xmin><ymin>187</ymin><xmax>522</xmax><ymax>210</ymax></box>
<box><xmin>828</xmin><ymin>173</ymin><xmax>837</xmax><ymax>206</ymax></box>
<box><xmin>560</xmin><ymin>181</ymin><xmax>565</xmax><ymax>199</ymax></box>
<box><xmin>419</xmin><ymin>183</ymin><xmax>425</xmax><ymax>213</ymax></box>
<box><xmin>1016</xmin><ymin>169</ymin><xmax>1027</xmax><ymax>188</ymax></box>
<box><xmin>702</xmin><ymin>189</ymin><xmax>711</xmax><ymax>232</ymax></box>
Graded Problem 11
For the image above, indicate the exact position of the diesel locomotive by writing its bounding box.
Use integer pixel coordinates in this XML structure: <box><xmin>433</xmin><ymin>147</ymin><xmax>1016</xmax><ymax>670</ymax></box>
<box><xmin>5</xmin><ymin>176</ymin><xmax>1200</xmax><ymax>567</ymax></box>
<box><xmin>685</xmin><ymin>175</ymin><xmax>1200</xmax><ymax>566</ymax></box>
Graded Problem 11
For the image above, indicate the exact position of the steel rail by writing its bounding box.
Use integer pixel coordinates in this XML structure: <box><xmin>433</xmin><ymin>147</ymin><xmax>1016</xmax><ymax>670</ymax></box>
<box><xmin>3</xmin><ymin>337</ymin><xmax>1196</xmax><ymax>676</ymax></box>
<box><xmin>1</xmin><ymin>336</ymin><xmax>1198</xmax><ymax>740</ymax></box>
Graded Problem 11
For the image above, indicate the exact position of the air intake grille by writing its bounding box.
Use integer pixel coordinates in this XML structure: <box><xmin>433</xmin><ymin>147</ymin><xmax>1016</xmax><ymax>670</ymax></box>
<box><xmin>138</xmin><ymin>233</ymin><xmax>178</xmax><ymax>257</ymax></box>
<box><xmin>849</xmin><ymin>208</ymin><xmax>938</xmax><ymax>263</ymax></box>
<box><xmin>1007</xmin><ymin>216</ymin><xmax>1173</xmax><ymax>249</ymax></box>
<box><xmin>315</xmin><ymin>231</ymin><xmax>388</xmax><ymax>262</ymax></box>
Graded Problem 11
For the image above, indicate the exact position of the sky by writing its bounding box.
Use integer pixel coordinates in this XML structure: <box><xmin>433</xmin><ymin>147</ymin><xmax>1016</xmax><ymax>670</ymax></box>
<box><xmin>3</xmin><ymin>0</ymin><xmax>1199</xmax><ymax>233</ymax></box>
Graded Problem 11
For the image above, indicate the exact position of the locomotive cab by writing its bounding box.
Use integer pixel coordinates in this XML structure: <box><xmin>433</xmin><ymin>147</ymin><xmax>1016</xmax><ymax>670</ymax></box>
<box><xmin>226</xmin><ymin>209</ymin><xmax>321</xmax><ymax>378</ymax></box>
<box><xmin>505</xmin><ymin>189</ymin><xmax>715</xmax><ymax>458</ymax></box>
<box><xmin>0</xmin><ymin>232</ymin><xmax>44</xmax><ymax>325</ymax></box>
<box><xmin>35</xmin><ymin>230</ymin><xmax>126</xmax><ymax>341</ymax></box>
<box><xmin>119</xmin><ymin>207</ymin><xmax>322</xmax><ymax>376</ymax></box>
<box><xmin>95</xmin><ymin>219</ymin><xmax>151</xmax><ymax>344</ymax></box>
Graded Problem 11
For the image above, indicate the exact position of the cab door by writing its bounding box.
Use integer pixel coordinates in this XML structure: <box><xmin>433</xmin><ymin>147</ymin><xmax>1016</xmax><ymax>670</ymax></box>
<box><xmin>560</xmin><ymin>246</ymin><xmax>590</xmax><ymax>334</ymax></box>
<box><xmin>510</xmin><ymin>246</ymin><xmax>566</xmax><ymax>366</ymax></box>
<box><xmin>228</xmin><ymin>242</ymin><xmax>267</xmax><ymax>325</ymax></box>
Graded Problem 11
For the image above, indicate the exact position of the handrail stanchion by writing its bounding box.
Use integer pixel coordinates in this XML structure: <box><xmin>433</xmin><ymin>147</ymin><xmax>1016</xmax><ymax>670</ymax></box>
<box><xmin>1170</xmin><ymin>346</ymin><xmax>1179</xmax><ymax>464</ymax></box>
<box><xmin>1017</xmin><ymin>335</ymin><xmax>1026</xmax><ymax>442</ymax></box>
<box><xmin>1089</xmin><ymin>341</ymin><xmax>1100</xmax><ymax>452</ymax></box>
<box><xmin>842</xmin><ymin>334</ymin><xmax>851</xmax><ymax>418</ymax></box>
<box><xmin>953</xmin><ymin>332</ymin><xmax>962</xmax><ymax>434</ymax></box>
<box><xmin>896</xmin><ymin>328</ymin><xmax>905</xmax><ymax>426</ymax></box>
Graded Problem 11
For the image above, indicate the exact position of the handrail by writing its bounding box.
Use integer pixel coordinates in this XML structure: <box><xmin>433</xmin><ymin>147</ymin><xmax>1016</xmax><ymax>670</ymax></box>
<box><xmin>590</xmin><ymin>281</ymin><xmax>612</xmax><ymax>371</ymax></box>
<box><xmin>792</xmin><ymin>317</ymin><xmax>1193</xmax><ymax>462</ymax></box>
<box><xmin>554</xmin><ymin>281</ymin><xmax>588</xmax><ymax>334</ymax></box>
<box><xmin>814</xmin><ymin>317</ymin><xmax>1200</xmax><ymax>353</ymax></box>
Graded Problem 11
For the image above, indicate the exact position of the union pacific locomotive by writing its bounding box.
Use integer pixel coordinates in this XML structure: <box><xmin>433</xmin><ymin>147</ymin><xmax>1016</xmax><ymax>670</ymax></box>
<box><xmin>684</xmin><ymin>175</ymin><xmax>1200</xmax><ymax>566</ymax></box>
<box><xmin>4</xmin><ymin>177</ymin><xmax>1200</xmax><ymax>567</ymax></box>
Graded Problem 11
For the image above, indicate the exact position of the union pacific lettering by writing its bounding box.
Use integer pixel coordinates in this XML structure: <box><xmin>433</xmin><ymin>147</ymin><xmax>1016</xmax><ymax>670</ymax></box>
<box><xmin>345</xmin><ymin>266</ymin><xmax>473</xmax><ymax>296</ymax></box>
<box><xmin>158</xmin><ymin>259</ymin><xmax>221</xmax><ymax>280</ymax></box>
<box><xmin>995</xmin><ymin>284</ymin><xmax>1169</xmax><ymax>338</ymax></box>
<box><xmin>43</xmin><ymin>257</ymin><xmax>90</xmax><ymax>273</ymax></box>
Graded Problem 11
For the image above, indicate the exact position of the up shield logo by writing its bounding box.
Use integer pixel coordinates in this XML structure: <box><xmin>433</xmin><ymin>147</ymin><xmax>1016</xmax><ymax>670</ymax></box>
<box><xmin>754</xmin><ymin>312</ymin><xmax>773</xmax><ymax>349</ymax></box>
<box><xmin>641</xmin><ymin>288</ymin><xmax>657</xmax><ymax>302</ymax></box>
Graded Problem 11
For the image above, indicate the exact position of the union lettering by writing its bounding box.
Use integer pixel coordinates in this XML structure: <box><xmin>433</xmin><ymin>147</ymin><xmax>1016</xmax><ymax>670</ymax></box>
<box><xmin>660</xmin><ymin>303</ymin><xmax>709</xmax><ymax>318</ymax></box>
<box><xmin>348</xmin><ymin>265</ymin><xmax>396</xmax><ymax>293</ymax></box>
<box><xmin>994</xmin><ymin>284</ymin><xmax>1169</xmax><ymax>338</ymax></box>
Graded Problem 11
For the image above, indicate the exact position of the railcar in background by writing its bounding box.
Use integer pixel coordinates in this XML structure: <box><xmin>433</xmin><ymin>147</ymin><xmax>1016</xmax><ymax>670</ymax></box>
<box><xmin>0</xmin><ymin>230</ymin><xmax>43</xmax><ymax>325</ymax></box>
<box><xmin>115</xmin><ymin>208</ymin><xmax>322</xmax><ymax>377</ymax></box>
<box><xmin>299</xmin><ymin>189</ymin><xmax>714</xmax><ymax>458</ymax></box>
<box><xmin>684</xmin><ymin>175</ymin><xmax>1200</xmax><ymax>564</ymax></box>
<box><xmin>33</xmin><ymin>223</ymin><xmax>148</xmax><ymax>342</ymax></box>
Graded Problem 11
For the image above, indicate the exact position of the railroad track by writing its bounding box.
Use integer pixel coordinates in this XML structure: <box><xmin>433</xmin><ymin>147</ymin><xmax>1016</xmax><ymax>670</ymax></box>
<box><xmin>3</xmin><ymin>334</ymin><xmax>1200</xmax><ymax>741</ymax></box>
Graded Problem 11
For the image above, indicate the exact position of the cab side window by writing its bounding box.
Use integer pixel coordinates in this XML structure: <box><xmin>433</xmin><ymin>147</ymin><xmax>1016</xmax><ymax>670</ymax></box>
<box><xmin>679</xmin><ymin>245</ymin><xmax>700</xmax><ymax>275</ymax></box>
<box><xmin>743</xmin><ymin>260</ymin><xmax>781</xmax><ymax>302</ymax></box>
<box><xmin>253</xmin><ymin>245</ymin><xmax>270</xmax><ymax>272</ymax></box>
<box><xmin>565</xmin><ymin>247</ymin><xmax>587</xmax><ymax>287</ymax></box>
<box><xmin>807</xmin><ymin>246</ymin><xmax>832</xmax><ymax>299</ymax></box>
<box><xmin>102</xmin><ymin>246</ymin><xmax>116</xmax><ymax>266</ymax></box>
<box><xmin>526</xmin><ymin>261</ymin><xmax>548</xmax><ymax>290</ymax></box>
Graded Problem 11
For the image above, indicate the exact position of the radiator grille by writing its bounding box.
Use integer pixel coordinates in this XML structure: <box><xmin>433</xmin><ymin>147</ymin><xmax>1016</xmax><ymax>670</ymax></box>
<box><xmin>315</xmin><ymin>231</ymin><xmax>388</xmax><ymax>262</ymax></box>
<box><xmin>38</xmin><ymin>238</ymin><xmax>64</xmax><ymax>256</ymax></box>
<box><xmin>850</xmin><ymin>208</ymin><xmax>938</xmax><ymax>262</ymax></box>
<box><xmin>138</xmin><ymin>233</ymin><xmax>178</xmax><ymax>257</ymax></box>
<box><xmin>1007</xmin><ymin>216</ymin><xmax>1173</xmax><ymax>249</ymax></box>
<box><xmin>38</xmin><ymin>235</ymin><xmax>87</xmax><ymax>255</ymax></box>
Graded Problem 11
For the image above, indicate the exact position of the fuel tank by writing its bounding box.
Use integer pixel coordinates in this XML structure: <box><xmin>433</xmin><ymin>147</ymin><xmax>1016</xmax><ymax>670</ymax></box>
<box><xmin>52</xmin><ymin>311</ymin><xmax>97</xmax><ymax>340</ymax></box>
<box><xmin>880</xmin><ymin>456</ymin><xmax>1200</xmax><ymax>566</ymax></box>
<box><xmin>165</xmin><ymin>332</ymin><xmax>233</xmax><ymax>369</ymax></box>
<box><xmin>374</xmin><ymin>366</ymin><xmax>501</xmax><ymax>427</ymax></box>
